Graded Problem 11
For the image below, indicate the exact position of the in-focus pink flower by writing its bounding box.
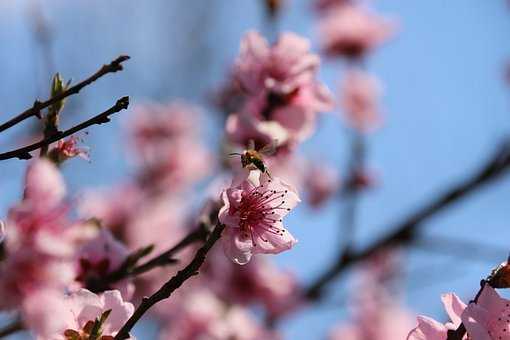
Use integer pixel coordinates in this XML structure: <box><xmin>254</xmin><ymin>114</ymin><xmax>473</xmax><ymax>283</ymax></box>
<box><xmin>461</xmin><ymin>285</ymin><xmax>510</xmax><ymax>340</ymax></box>
<box><xmin>340</xmin><ymin>69</ymin><xmax>383</xmax><ymax>132</ymax></box>
<box><xmin>48</xmin><ymin>135</ymin><xmax>90</xmax><ymax>163</ymax></box>
<box><xmin>218</xmin><ymin>170</ymin><xmax>300</xmax><ymax>265</ymax></box>
<box><xmin>23</xmin><ymin>289</ymin><xmax>134</xmax><ymax>339</ymax></box>
<box><xmin>407</xmin><ymin>293</ymin><xmax>466</xmax><ymax>340</ymax></box>
<box><xmin>75</xmin><ymin>228</ymin><xmax>134</xmax><ymax>299</ymax></box>
<box><xmin>319</xmin><ymin>4</ymin><xmax>394</xmax><ymax>59</ymax></box>
<box><xmin>305</xmin><ymin>163</ymin><xmax>340</xmax><ymax>207</ymax></box>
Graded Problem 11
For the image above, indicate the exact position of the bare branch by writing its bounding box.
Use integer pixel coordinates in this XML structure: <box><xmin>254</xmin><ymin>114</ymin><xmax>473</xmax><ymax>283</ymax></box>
<box><xmin>305</xmin><ymin>139</ymin><xmax>510</xmax><ymax>300</ymax></box>
<box><xmin>0</xmin><ymin>97</ymin><xmax>129</xmax><ymax>161</ymax></box>
<box><xmin>87</xmin><ymin>226</ymin><xmax>209</xmax><ymax>293</ymax></box>
<box><xmin>0</xmin><ymin>318</ymin><xmax>24</xmax><ymax>338</ymax></box>
<box><xmin>114</xmin><ymin>223</ymin><xmax>225</xmax><ymax>340</ymax></box>
<box><xmin>0</xmin><ymin>55</ymin><xmax>130</xmax><ymax>134</ymax></box>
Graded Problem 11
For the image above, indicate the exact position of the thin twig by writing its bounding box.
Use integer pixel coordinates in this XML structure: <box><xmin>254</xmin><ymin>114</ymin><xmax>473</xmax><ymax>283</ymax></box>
<box><xmin>0</xmin><ymin>55</ymin><xmax>129</xmax><ymax>134</ymax></box>
<box><xmin>87</xmin><ymin>226</ymin><xmax>208</xmax><ymax>293</ymax></box>
<box><xmin>114</xmin><ymin>223</ymin><xmax>225</xmax><ymax>340</ymax></box>
<box><xmin>0</xmin><ymin>318</ymin><xmax>24</xmax><ymax>338</ymax></box>
<box><xmin>305</xmin><ymin>139</ymin><xmax>510</xmax><ymax>300</ymax></box>
<box><xmin>0</xmin><ymin>97</ymin><xmax>129</xmax><ymax>161</ymax></box>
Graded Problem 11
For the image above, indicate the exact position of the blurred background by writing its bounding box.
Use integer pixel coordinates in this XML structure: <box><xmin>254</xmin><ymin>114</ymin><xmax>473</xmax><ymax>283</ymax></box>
<box><xmin>0</xmin><ymin>0</ymin><xmax>509</xmax><ymax>339</ymax></box>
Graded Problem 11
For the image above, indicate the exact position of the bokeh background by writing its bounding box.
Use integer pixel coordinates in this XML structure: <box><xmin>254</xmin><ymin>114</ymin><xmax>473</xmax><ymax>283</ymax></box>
<box><xmin>0</xmin><ymin>0</ymin><xmax>509</xmax><ymax>339</ymax></box>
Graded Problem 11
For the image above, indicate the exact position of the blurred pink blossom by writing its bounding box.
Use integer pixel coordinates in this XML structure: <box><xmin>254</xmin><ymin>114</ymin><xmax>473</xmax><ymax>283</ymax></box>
<box><xmin>129</xmin><ymin>102</ymin><xmax>197</xmax><ymax>162</ymax></box>
<box><xmin>314</xmin><ymin>0</ymin><xmax>351</xmax><ymax>13</ymax></box>
<box><xmin>23</xmin><ymin>289</ymin><xmax>134</xmax><ymax>339</ymax></box>
<box><xmin>129</xmin><ymin>101</ymin><xmax>211</xmax><ymax>191</ymax></box>
<box><xmin>75</xmin><ymin>228</ymin><xmax>134</xmax><ymax>299</ymax></box>
<box><xmin>159</xmin><ymin>289</ymin><xmax>279</xmax><ymax>340</ymax></box>
<box><xmin>319</xmin><ymin>4</ymin><xmax>395</xmax><ymax>59</ymax></box>
<box><xmin>330</xmin><ymin>288</ymin><xmax>416</xmax><ymax>340</ymax></box>
<box><xmin>230</xmin><ymin>31</ymin><xmax>333</xmax><ymax>146</ymax></box>
<box><xmin>218</xmin><ymin>171</ymin><xmax>300</xmax><ymax>264</ymax></box>
<box><xmin>305</xmin><ymin>163</ymin><xmax>340</xmax><ymax>207</ymax></box>
<box><xmin>0</xmin><ymin>160</ymin><xmax>78</xmax><ymax>310</ymax></box>
<box><xmin>78</xmin><ymin>184</ymin><xmax>142</xmax><ymax>233</ymax></box>
<box><xmin>204</xmin><ymin>250</ymin><xmax>302</xmax><ymax>318</ymax></box>
<box><xmin>340</xmin><ymin>69</ymin><xmax>383</xmax><ymax>132</ymax></box>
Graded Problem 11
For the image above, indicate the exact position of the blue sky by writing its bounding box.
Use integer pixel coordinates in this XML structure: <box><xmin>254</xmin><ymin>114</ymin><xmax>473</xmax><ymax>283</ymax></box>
<box><xmin>0</xmin><ymin>0</ymin><xmax>510</xmax><ymax>339</ymax></box>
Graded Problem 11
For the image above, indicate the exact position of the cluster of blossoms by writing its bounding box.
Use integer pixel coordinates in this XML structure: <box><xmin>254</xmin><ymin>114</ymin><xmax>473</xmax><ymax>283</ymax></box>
<box><xmin>314</xmin><ymin>0</ymin><xmax>393</xmax><ymax>134</ymax></box>
<box><xmin>408</xmin><ymin>285</ymin><xmax>510</xmax><ymax>340</ymax></box>
<box><xmin>327</xmin><ymin>251</ymin><xmax>416</xmax><ymax>340</ymax></box>
<box><xmin>0</xmin><ymin>158</ymin><xmax>135</xmax><ymax>338</ymax></box>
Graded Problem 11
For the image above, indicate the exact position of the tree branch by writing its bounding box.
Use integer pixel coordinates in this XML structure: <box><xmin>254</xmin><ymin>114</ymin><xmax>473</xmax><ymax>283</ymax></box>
<box><xmin>114</xmin><ymin>223</ymin><xmax>225</xmax><ymax>340</ymax></box>
<box><xmin>87</xmin><ymin>226</ymin><xmax>209</xmax><ymax>293</ymax></box>
<box><xmin>0</xmin><ymin>55</ymin><xmax>130</xmax><ymax>134</ymax></box>
<box><xmin>0</xmin><ymin>318</ymin><xmax>24</xmax><ymax>338</ymax></box>
<box><xmin>0</xmin><ymin>96</ymin><xmax>129</xmax><ymax>161</ymax></box>
<box><xmin>305</xmin><ymin>139</ymin><xmax>510</xmax><ymax>300</ymax></box>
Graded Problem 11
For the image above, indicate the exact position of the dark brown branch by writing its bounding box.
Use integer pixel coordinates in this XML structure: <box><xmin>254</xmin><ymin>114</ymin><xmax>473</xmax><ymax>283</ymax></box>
<box><xmin>0</xmin><ymin>55</ymin><xmax>130</xmax><ymax>134</ymax></box>
<box><xmin>0</xmin><ymin>97</ymin><xmax>129</xmax><ymax>161</ymax></box>
<box><xmin>305</xmin><ymin>139</ymin><xmax>510</xmax><ymax>301</ymax></box>
<box><xmin>114</xmin><ymin>223</ymin><xmax>225</xmax><ymax>340</ymax></box>
<box><xmin>0</xmin><ymin>318</ymin><xmax>24</xmax><ymax>338</ymax></box>
<box><xmin>87</xmin><ymin>226</ymin><xmax>209</xmax><ymax>293</ymax></box>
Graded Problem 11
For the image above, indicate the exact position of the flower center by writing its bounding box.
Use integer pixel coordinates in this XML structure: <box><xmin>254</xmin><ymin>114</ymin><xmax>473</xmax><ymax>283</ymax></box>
<box><xmin>237</xmin><ymin>180</ymin><xmax>291</xmax><ymax>245</ymax></box>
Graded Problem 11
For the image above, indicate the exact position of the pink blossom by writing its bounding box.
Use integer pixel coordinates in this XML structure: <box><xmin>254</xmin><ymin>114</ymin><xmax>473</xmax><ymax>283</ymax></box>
<box><xmin>230</xmin><ymin>31</ymin><xmax>333</xmax><ymax>146</ymax></box>
<box><xmin>330</xmin><ymin>291</ymin><xmax>416</xmax><ymax>340</ymax></box>
<box><xmin>235</xmin><ymin>31</ymin><xmax>319</xmax><ymax>97</ymax></box>
<box><xmin>75</xmin><ymin>228</ymin><xmax>134</xmax><ymax>299</ymax></box>
<box><xmin>407</xmin><ymin>293</ymin><xmax>466</xmax><ymax>340</ymax></box>
<box><xmin>340</xmin><ymin>69</ymin><xmax>383</xmax><ymax>132</ymax></box>
<box><xmin>314</xmin><ymin>0</ymin><xmax>351</xmax><ymax>13</ymax></box>
<box><xmin>319</xmin><ymin>4</ymin><xmax>395</xmax><ymax>59</ymax></box>
<box><xmin>48</xmin><ymin>135</ymin><xmax>90</xmax><ymax>163</ymax></box>
<box><xmin>124</xmin><ymin>196</ymin><xmax>188</xmax><ymax>311</ymax></box>
<box><xmin>137</xmin><ymin>138</ymin><xmax>211</xmax><ymax>191</ymax></box>
<box><xmin>203</xmin><ymin>250</ymin><xmax>302</xmax><ymax>318</ymax></box>
<box><xmin>305</xmin><ymin>163</ymin><xmax>340</xmax><ymax>207</ymax></box>
<box><xmin>0</xmin><ymin>160</ymin><xmax>78</xmax><ymax>309</ymax></box>
<box><xmin>23</xmin><ymin>158</ymin><xmax>66</xmax><ymax>210</ymax></box>
<box><xmin>23</xmin><ymin>289</ymin><xmax>134</xmax><ymax>339</ymax></box>
<box><xmin>461</xmin><ymin>285</ymin><xmax>510</xmax><ymax>340</ymax></box>
<box><xmin>78</xmin><ymin>184</ymin><xmax>142</xmax><ymax>232</ymax></box>
<box><xmin>129</xmin><ymin>102</ymin><xmax>197</xmax><ymax>163</ymax></box>
<box><xmin>218</xmin><ymin>170</ymin><xmax>300</xmax><ymax>265</ymax></box>
<box><xmin>128</xmin><ymin>101</ymin><xmax>211</xmax><ymax>191</ymax></box>
<box><xmin>225</xmin><ymin>113</ymin><xmax>290</xmax><ymax>150</ymax></box>
<box><xmin>159</xmin><ymin>289</ymin><xmax>279</xmax><ymax>340</ymax></box>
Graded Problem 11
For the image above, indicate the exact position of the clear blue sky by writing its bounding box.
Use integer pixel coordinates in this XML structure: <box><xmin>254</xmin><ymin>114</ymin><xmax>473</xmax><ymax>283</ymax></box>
<box><xmin>0</xmin><ymin>1</ymin><xmax>509</xmax><ymax>339</ymax></box>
